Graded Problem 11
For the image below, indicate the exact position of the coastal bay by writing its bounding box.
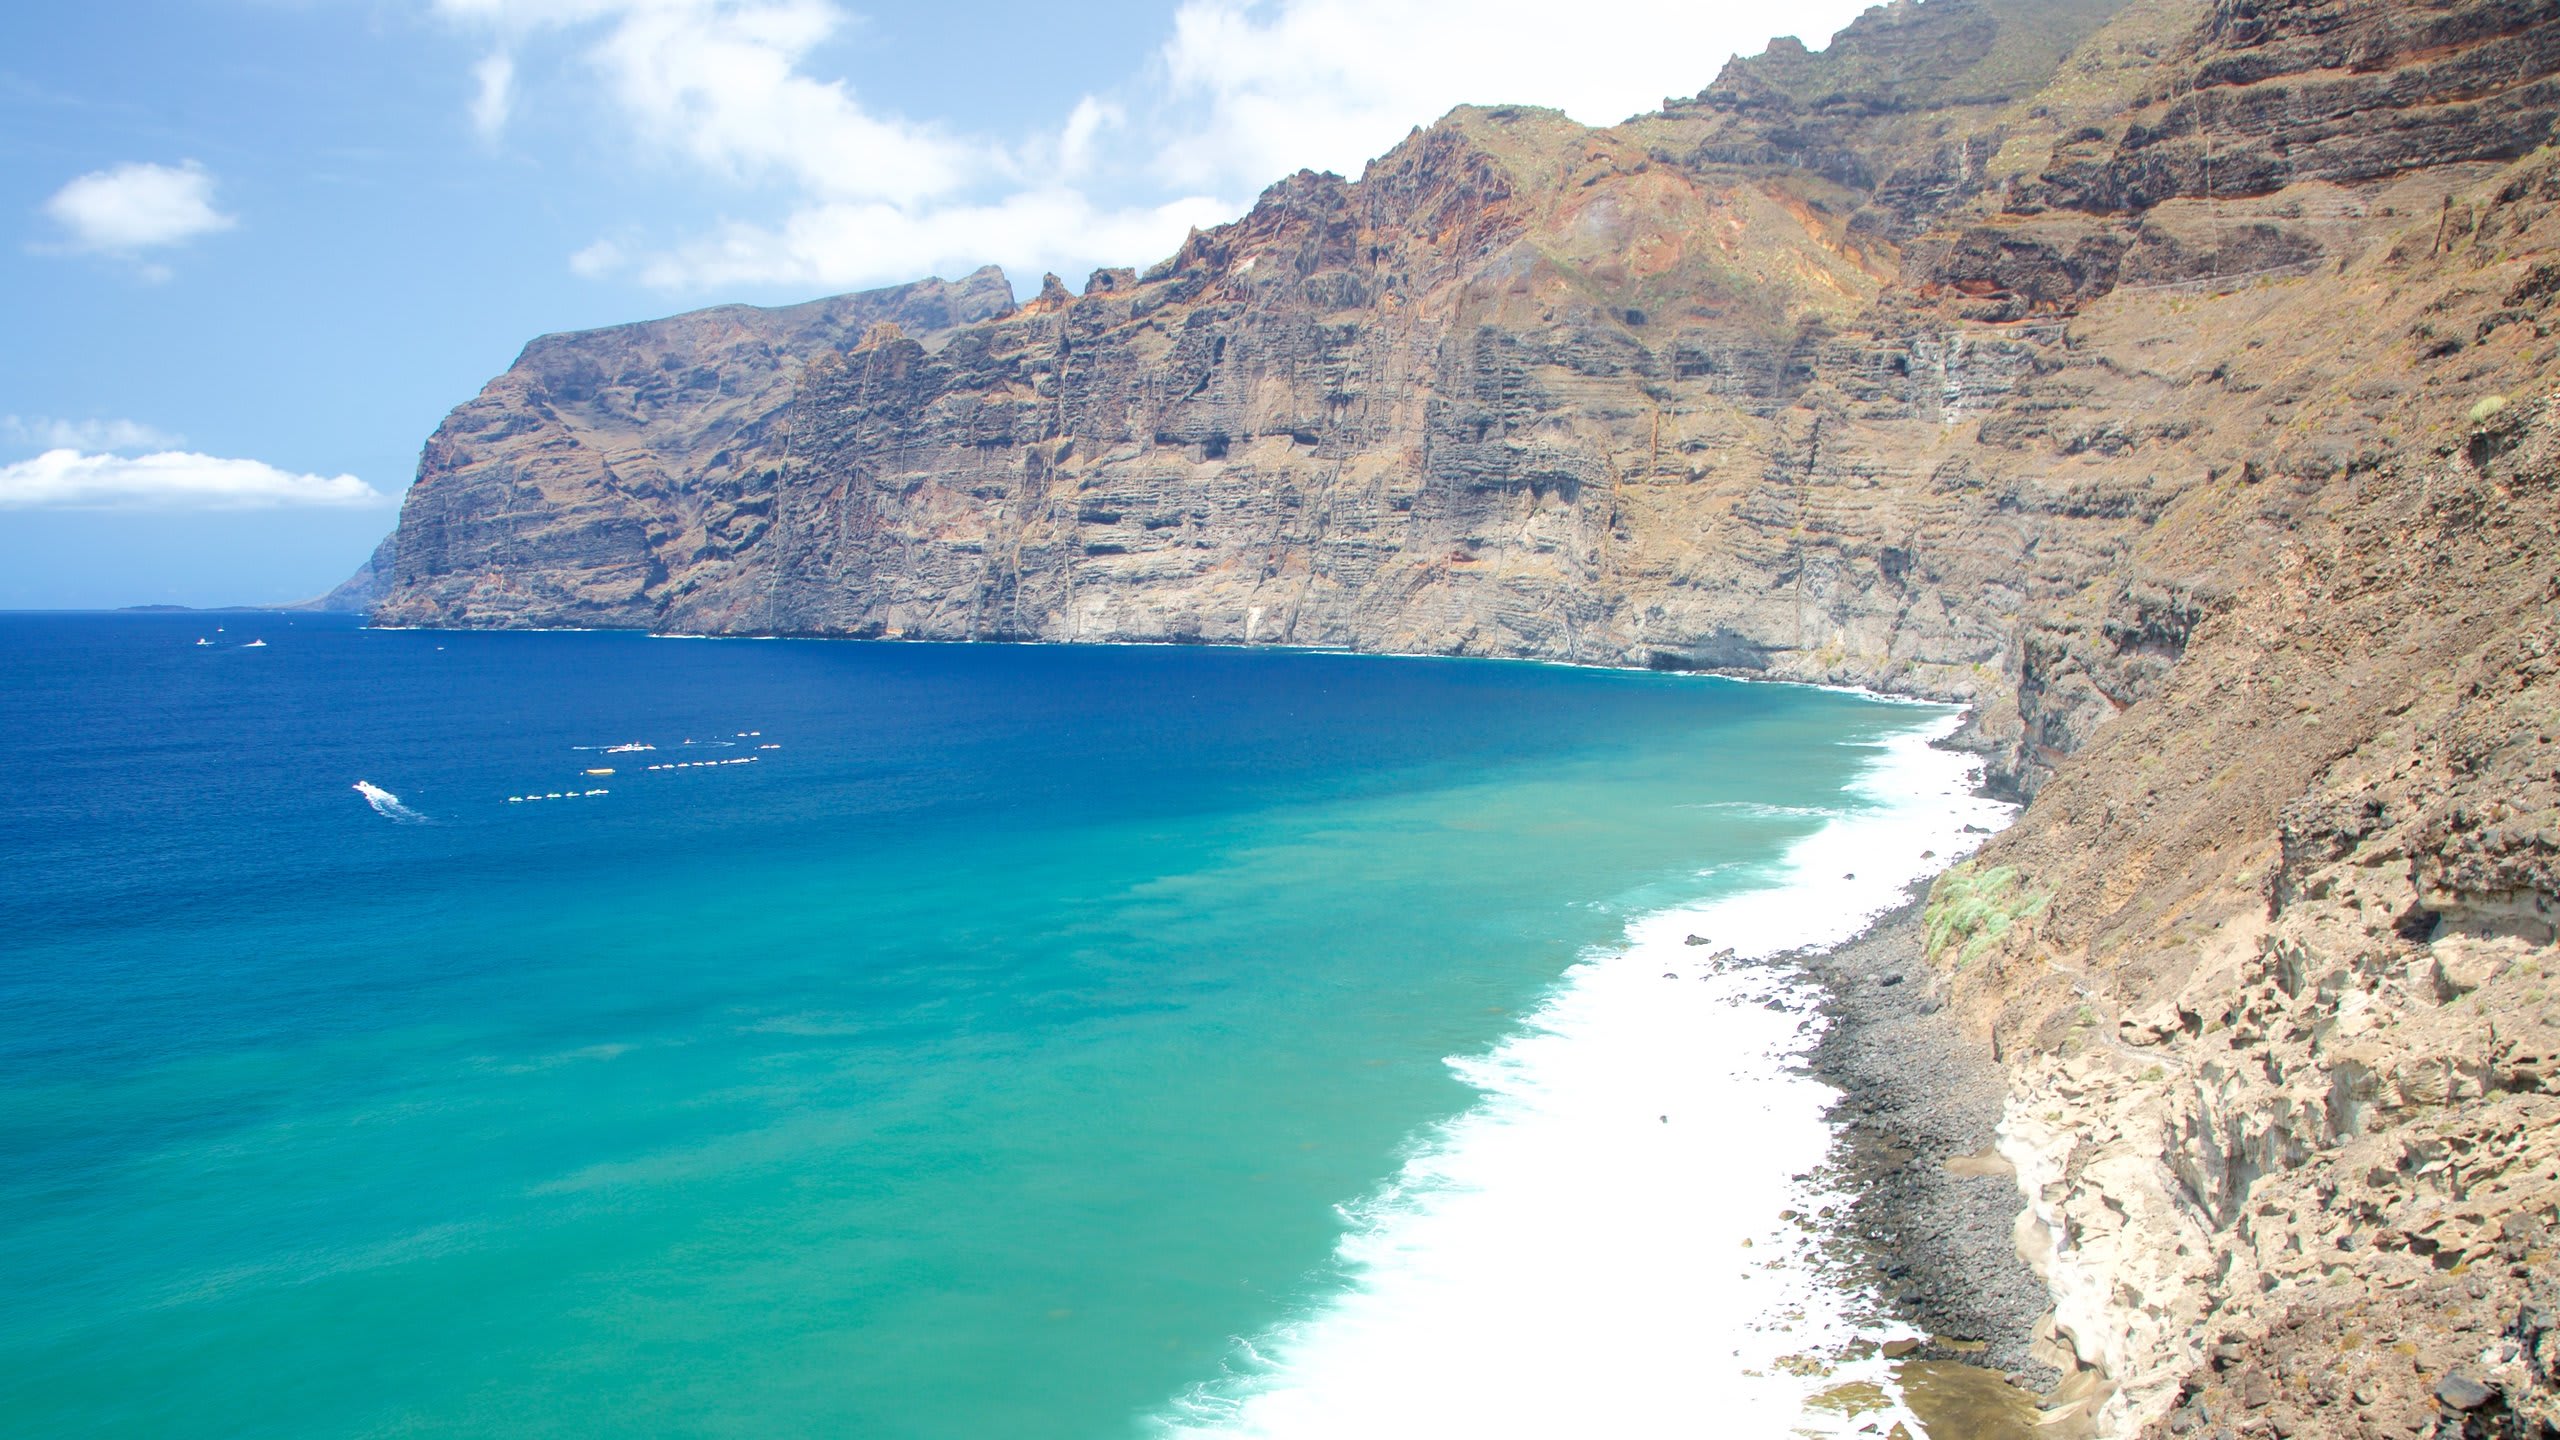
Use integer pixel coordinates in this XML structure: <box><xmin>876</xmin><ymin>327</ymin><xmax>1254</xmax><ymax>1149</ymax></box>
<box><xmin>0</xmin><ymin>612</ymin><xmax>2002</xmax><ymax>1438</ymax></box>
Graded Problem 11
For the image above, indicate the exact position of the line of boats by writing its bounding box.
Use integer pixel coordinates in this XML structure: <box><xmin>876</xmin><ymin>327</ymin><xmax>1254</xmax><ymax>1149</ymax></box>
<box><xmin>509</xmin><ymin>735</ymin><xmax>777</xmax><ymax>804</ymax></box>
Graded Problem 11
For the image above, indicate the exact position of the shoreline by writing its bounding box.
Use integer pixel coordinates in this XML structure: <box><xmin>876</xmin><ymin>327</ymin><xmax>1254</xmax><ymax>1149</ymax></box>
<box><xmin>348</xmin><ymin>614</ymin><xmax>1984</xmax><ymax>711</ymax></box>
<box><xmin>1158</xmin><ymin>711</ymin><xmax>2025</xmax><ymax>1436</ymax></box>
<box><xmin>1800</xmin><ymin>891</ymin><xmax>2055</xmax><ymax>1385</ymax></box>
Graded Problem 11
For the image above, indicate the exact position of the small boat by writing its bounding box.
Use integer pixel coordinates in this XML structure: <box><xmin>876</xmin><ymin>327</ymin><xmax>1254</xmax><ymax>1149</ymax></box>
<box><xmin>195</xmin><ymin>638</ymin><xmax>211</xmax><ymax>647</ymax></box>
<box><xmin>584</xmin><ymin>767</ymin><xmax>614</xmax><ymax>776</ymax></box>
<box><xmin>243</xmin><ymin>639</ymin><xmax>267</xmax><ymax>648</ymax></box>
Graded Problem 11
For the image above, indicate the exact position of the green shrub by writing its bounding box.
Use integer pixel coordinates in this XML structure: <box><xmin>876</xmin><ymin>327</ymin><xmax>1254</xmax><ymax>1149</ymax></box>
<box><xmin>1923</xmin><ymin>861</ymin><xmax>2052</xmax><ymax>969</ymax></box>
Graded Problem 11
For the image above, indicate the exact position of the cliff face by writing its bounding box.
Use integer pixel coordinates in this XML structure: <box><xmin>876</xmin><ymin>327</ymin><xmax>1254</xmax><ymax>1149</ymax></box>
<box><xmin>378</xmin><ymin>0</ymin><xmax>2161</xmax><ymax>791</ymax></box>
<box><xmin>373</xmin><ymin>0</ymin><xmax>2560</xmax><ymax>1434</ymax></box>
<box><xmin>1960</xmin><ymin>141</ymin><xmax>2560</xmax><ymax>1436</ymax></box>
<box><xmin>376</xmin><ymin>270</ymin><xmax>1015</xmax><ymax>625</ymax></box>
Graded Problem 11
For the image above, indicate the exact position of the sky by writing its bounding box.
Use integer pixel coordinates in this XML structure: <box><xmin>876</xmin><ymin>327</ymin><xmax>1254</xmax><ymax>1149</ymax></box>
<box><xmin>0</xmin><ymin>0</ymin><xmax>1876</xmax><ymax>609</ymax></box>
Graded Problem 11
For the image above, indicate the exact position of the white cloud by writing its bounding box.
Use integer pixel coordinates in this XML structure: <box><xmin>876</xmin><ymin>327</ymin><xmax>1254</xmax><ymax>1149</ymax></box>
<box><xmin>435</xmin><ymin>0</ymin><xmax>970</xmax><ymax>202</ymax></box>
<box><xmin>3</xmin><ymin>416</ymin><xmax>184</xmax><ymax>452</ymax></box>
<box><xmin>0</xmin><ymin>449</ymin><xmax>389</xmax><ymax>510</ymax></box>
<box><xmin>432</xmin><ymin>0</ymin><xmax>1221</xmax><ymax>292</ymax></box>
<box><xmin>430</xmin><ymin>0</ymin><xmax>1874</xmax><ymax>296</ymax></box>
<box><xmin>1151</xmin><ymin>0</ymin><xmax>1874</xmax><ymax>192</ymax></box>
<box><xmin>586</xmin><ymin>188</ymin><xmax>1236</xmax><ymax>294</ymax></box>
<box><xmin>1056</xmin><ymin>96</ymin><xmax>1122</xmax><ymax>181</ymax></box>
<box><xmin>568</xmin><ymin>238</ymin><xmax>625</xmax><ymax>278</ymax></box>
<box><xmin>471</xmin><ymin>51</ymin><xmax>516</xmax><ymax>139</ymax></box>
<box><xmin>40</xmin><ymin>160</ymin><xmax>236</xmax><ymax>256</ymax></box>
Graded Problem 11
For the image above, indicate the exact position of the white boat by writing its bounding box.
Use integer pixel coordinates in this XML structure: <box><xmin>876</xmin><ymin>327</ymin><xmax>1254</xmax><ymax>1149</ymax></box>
<box><xmin>195</xmin><ymin>638</ymin><xmax>211</xmax><ymax>646</ymax></box>
<box><xmin>243</xmin><ymin>639</ymin><xmax>267</xmax><ymax>648</ymax></box>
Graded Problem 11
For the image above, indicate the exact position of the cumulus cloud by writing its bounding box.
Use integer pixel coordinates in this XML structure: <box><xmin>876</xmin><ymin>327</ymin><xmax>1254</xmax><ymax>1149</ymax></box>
<box><xmin>0</xmin><ymin>449</ymin><xmax>388</xmax><ymax>510</ymax></box>
<box><xmin>1151</xmin><ymin>0</ymin><xmax>1873</xmax><ymax>192</ymax></box>
<box><xmin>432</xmin><ymin>0</ymin><xmax>1225</xmax><ymax>291</ymax></box>
<box><xmin>2</xmin><ymin>416</ymin><xmax>185</xmax><ymax>452</ymax></box>
<box><xmin>1055</xmin><ymin>95</ymin><xmax>1123</xmax><ymax>181</ymax></box>
<box><xmin>40</xmin><ymin>161</ymin><xmax>236</xmax><ymax>258</ymax></box>
<box><xmin>432</xmin><ymin>0</ymin><xmax>1869</xmax><ymax>295</ymax></box>
<box><xmin>435</xmin><ymin>0</ymin><xmax>970</xmax><ymax>201</ymax></box>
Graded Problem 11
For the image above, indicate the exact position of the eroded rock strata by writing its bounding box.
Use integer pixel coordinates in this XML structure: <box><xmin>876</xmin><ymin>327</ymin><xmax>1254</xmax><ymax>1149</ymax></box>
<box><xmin>373</xmin><ymin>0</ymin><xmax>2560</xmax><ymax>1433</ymax></box>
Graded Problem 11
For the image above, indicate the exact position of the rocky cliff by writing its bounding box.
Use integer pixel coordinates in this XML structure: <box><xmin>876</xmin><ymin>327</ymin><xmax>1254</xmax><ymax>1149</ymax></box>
<box><xmin>372</xmin><ymin>0</ymin><xmax>2560</xmax><ymax>1433</ymax></box>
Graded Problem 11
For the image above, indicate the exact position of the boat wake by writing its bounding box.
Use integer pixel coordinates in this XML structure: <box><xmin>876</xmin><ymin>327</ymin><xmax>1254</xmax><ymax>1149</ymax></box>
<box><xmin>351</xmin><ymin>781</ymin><xmax>428</xmax><ymax>824</ymax></box>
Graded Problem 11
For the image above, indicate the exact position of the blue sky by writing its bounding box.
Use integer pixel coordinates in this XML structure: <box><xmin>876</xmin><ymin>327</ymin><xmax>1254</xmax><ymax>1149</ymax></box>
<box><xmin>1</xmin><ymin>0</ymin><xmax>1868</xmax><ymax>608</ymax></box>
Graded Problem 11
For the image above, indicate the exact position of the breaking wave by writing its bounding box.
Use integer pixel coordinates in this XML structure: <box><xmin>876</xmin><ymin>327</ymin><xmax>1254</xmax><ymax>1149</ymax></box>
<box><xmin>1684</xmin><ymin>800</ymin><xmax>1842</xmax><ymax>819</ymax></box>
<box><xmin>1154</xmin><ymin>711</ymin><xmax>2014</xmax><ymax>1439</ymax></box>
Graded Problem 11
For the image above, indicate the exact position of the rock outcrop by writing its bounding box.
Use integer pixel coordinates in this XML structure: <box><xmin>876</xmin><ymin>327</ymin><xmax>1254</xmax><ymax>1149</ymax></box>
<box><xmin>371</xmin><ymin>0</ymin><xmax>2560</xmax><ymax>1433</ymax></box>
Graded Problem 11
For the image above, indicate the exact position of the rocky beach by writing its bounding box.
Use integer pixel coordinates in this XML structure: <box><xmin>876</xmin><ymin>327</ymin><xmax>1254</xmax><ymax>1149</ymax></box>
<box><xmin>1808</xmin><ymin>895</ymin><xmax>2057</xmax><ymax>1380</ymax></box>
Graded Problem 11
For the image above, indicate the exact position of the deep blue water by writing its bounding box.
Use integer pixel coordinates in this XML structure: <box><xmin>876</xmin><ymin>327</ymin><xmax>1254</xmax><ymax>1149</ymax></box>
<box><xmin>0</xmin><ymin>612</ymin><xmax>1925</xmax><ymax>1437</ymax></box>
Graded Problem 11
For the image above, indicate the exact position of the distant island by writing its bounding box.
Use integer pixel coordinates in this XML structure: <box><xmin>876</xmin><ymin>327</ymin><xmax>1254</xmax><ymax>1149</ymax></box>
<box><xmin>117</xmin><ymin>604</ymin><xmax>300</xmax><ymax>613</ymax></box>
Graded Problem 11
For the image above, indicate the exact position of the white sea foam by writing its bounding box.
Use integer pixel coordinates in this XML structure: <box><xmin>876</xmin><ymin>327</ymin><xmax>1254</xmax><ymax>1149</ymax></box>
<box><xmin>1157</xmin><ymin>710</ymin><xmax>2015</xmax><ymax>1439</ymax></box>
<box><xmin>1684</xmin><ymin>799</ymin><xmax>1842</xmax><ymax>819</ymax></box>
<box><xmin>351</xmin><ymin>780</ymin><xmax>428</xmax><ymax>824</ymax></box>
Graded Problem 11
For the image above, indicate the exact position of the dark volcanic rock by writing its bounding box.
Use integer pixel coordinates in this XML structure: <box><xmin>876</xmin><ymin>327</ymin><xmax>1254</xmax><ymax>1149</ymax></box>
<box><xmin>1804</xmin><ymin>895</ymin><xmax>2054</xmax><ymax>1379</ymax></box>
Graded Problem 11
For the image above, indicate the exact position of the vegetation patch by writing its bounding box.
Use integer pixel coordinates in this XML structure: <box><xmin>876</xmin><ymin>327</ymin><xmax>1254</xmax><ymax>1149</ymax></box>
<box><xmin>1924</xmin><ymin>862</ymin><xmax>2051</xmax><ymax>970</ymax></box>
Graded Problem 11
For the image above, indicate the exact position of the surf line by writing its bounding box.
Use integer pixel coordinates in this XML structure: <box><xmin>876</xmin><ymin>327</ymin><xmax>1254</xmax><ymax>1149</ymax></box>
<box><xmin>1152</xmin><ymin>711</ymin><xmax>2015</xmax><ymax>1440</ymax></box>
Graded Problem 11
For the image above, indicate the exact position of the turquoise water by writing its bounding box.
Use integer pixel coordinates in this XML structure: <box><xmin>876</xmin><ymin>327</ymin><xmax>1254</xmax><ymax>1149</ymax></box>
<box><xmin>0</xmin><ymin>614</ymin><xmax>1931</xmax><ymax>1437</ymax></box>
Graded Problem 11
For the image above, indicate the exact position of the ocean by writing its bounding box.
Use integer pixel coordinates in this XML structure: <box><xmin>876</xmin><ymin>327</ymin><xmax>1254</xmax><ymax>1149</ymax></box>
<box><xmin>0</xmin><ymin>612</ymin><xmax>2008</xmax><ymax>1438</ymax></box>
